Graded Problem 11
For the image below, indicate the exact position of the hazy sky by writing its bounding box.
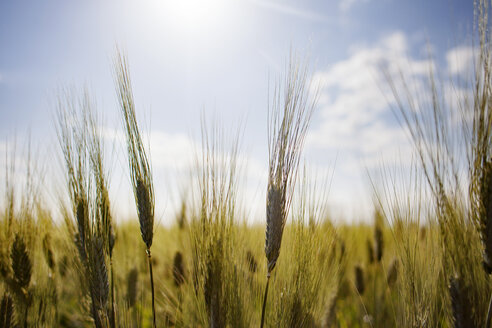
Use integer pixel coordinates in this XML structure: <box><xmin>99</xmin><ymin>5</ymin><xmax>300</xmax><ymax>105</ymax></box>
<box><xmin>0</xmin><ymin>0</ymin><xmax>476</xmax><ymax>224</ymax></box>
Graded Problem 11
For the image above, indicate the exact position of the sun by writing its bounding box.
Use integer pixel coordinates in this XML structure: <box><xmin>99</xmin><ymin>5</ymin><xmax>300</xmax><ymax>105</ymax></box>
<box><xmin>149</xmin><ymin>0</ymin><xmax>228</xmax><ymax>33</ymax></box>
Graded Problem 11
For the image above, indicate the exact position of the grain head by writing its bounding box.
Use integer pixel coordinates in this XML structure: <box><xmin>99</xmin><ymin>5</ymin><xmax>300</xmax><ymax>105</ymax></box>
<box><xmin>173</xmin><ymin>251</ymin><xmax>185</xmax><ymax>287</ymax></box>
<box><xmin>126</xmin><ymin>267</ymin><xmax>138</xmax><ymax>308</ymax></box>
<box><xmin>374</xmin><ymin>212</ymin><xmax>384</xmax><ymax>263</ymax></box>
<box><xmin>76</xmin><ymin>198</ymin><xmax>88</xmax><ymax>261</ymax></box>
<box><xmin>89</xmin><ymin>236</ymin><xmax>109</xmax><ymax>313</ymax></box>
<box><xmin>246</xmin><ymin>250</ymin><xmax>257</xmax><ymax>274</ymax></box>
<box><xmin>108</xmin><ymin>226</ymin><xmax>116</xmax><ymax>258</ymax></box>
<box><xmin>366</xmin><ymin>239</ymin><xmax>375</xmax><ymax>264</ymax></box>
<box><xmin>354</xmin><ymin>264</ymin><xmax>365</xmax><ymax>296</ymax></box>
<box><xmin>264</xmin><ymin>55</ymin><xmax>317</xmax><ymax>278</ymax></box>
<box><xmin>114</xmin><ymin>50</ymin><xmax>155</xmax><ymax>252</ymax></box>
<box><xmin>136</xmin><ymin>178</ymin><xmax>153</xmax><ymax>249</ymax></box>
<box><xmin>42</xmin><ymin>234</ymin><xmax>56</xmax><ymax>272</ymax></box>
<box><xmin>265</xmin><ymin>184</ymin><xmax>285</xmax><ymax>274</ymax></box>
<box><xmin>386</xmin><ymin>257</ymin><xmax>399</xmax><ymax>287</ymax></box>
<box><xmin>11</xmin><ymin>234</ymin><xmax>32</xmax><ymax>290</ymax></box>
<box><xmin>58</xmin><ymin>255</ymin><xmax>68</xmax><ymax>278</ymax></box>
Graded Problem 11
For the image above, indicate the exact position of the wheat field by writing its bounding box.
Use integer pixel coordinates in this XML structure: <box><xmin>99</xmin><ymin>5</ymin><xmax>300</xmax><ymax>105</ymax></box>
<box><xmin>2</xmin><ymin>1</ymin><xmax>492</xmax><ymax>327</ymax></box>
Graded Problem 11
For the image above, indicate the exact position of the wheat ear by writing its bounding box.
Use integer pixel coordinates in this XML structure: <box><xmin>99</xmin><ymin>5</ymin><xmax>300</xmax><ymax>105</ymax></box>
<box><xmin>114</xmin><ymin>50</ymin><xmax>156</xmax><ymax>328</ymax></box>
<box><xmin>354</xmin><ymin>264</ymin><xmax>365</xmax><ymax>296</ymax></box>
<box><xmin>260</xmin><ymin>54</ymin><xmax>317</xmax><ymax>328</ymax></box>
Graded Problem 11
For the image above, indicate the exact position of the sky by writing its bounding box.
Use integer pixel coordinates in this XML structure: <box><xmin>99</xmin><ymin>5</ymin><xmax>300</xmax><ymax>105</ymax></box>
<box><xmin>0</xmin><ymin>0</ymin><xmax>477</xmax><ymax>224</ymax></box>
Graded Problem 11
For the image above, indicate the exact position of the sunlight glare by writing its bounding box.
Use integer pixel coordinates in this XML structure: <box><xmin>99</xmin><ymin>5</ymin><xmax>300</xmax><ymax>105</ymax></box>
<box><xmin>154</xmin><ymin>0</ymin><xmax>228</xmax><ymax>32</ymax></box>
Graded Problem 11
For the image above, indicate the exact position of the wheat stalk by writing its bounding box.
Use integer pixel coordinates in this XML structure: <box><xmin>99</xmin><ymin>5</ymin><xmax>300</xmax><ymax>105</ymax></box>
<box><xmin>260</xmin><ymin>54</ymin><xmax>317</xmax><ymax>328</ymax></box>
<box><xmin>114</xmin><ymin>50</ymin><xmax>156</xmax><ymax>328</ymax></box>
<box><xmin>56</xmin><ymin>89</ymin><xmax>115</xmax><ymax>327</ymax></box>
<box><xmin>85</xmin><ymin>99</ymin><xmax>117</xmax><ymax>328</ymax></box>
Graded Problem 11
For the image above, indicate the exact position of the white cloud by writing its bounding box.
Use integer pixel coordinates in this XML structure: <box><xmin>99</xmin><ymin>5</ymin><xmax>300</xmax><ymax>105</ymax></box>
<box><xmin>308</xmin><ymin>31</ymin><xmax>430</xmax><ymax>154</ymax></box>
<box><xmin>307</xmin><ymin>34</ymin><xmax>479</xmax><ymax>222</ymax></box>
<box><xmin>446</xmin><ymin>45</ymin><xmax>476</xmax><ymax>76</ymax></box>
<box><xmin>148</xmin><ymin>131</ymin><xmax>196</xmax><ymax>170</ymax></box>
<box><xmin>307</xmin><ymin>31</ymin><xmax>437</xmax><ymax>221</ymax></box>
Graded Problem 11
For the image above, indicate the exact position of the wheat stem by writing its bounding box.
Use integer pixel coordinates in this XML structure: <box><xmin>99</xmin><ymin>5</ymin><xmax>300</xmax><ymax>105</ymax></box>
<box><xmin>486</xmin><ymin>290</ymin><xmax>492</xmax><ymax>328</ymax></box>
<box><xmin>110</xmin><ymin>258</ymin><xmax>116</xmax><ymax>328</ymax></box>
<box><xmin>260</xmin><ymin>274</ymin><xmax>270</xmax><ymax>328</ymax></box>
<box><xmin>147</xmin><ymin>248</ymin><xmax>156</xmax><ymax>328</ymax></box>
<box><xmin>22</xmin><ymin>305</ymin><xmax>28</xmax><ymax>328</ymax></box>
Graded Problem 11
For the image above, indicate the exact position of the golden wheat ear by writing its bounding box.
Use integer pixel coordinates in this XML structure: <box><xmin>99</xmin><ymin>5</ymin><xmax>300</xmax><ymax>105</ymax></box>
<box><xmin>261</xmin><ymin>54</ymin><xmax>318</xmax><ymax>328</ymax></box>
<box><xmin>172</xmin><ymin>251</ymin><xmax>186</xmax><ymax>287</ymax></box>
<box><xmin>386</xmin><ymin>257</ymin><xmax>399</xmax><ymax>287</ymax></box>
<box><xmin>265</xmin><ymin>184</ymin><xmax>284</xmax><ymax>274</ymax></box>
<box><xmin>354</xmin><ymin>264</ymin><xmax>365</xmax><ymax>296</ymax></box>
<box><xmin>11</xmin><ymin>234</ymin><xmax>32</xmax><ymax>290</ymax></box>
<box><xmin>114</xmin><ymin>50</ymin><xmax>156</xmax><ymax>328</ymax></box>
<box><xmin>126</xmin><ymin>267</ymin><xmax>138</xmax><ymax>308</ymax></box>
<box><xmin>366</xmin><ymin>239</ymin><xmax>375</xmax><ymax>264</ymax></box>
<box><xmin>136</xmin><ymin>178</ymin><xmax>154</xmax><ymax>249</ymax></box>
<box><xmin>89</xmin><ymin>236</ymin><xmax>109</xmax><ymax>314</ymax></box>
<box><xmin>374</xmin><ymin>209</ymin><xmax>384</xmax><ymax>263</ymax></box>
<box><xmin>42</xmin><ymin>233</ymin><xmax>56</xmax><ymax>272</ymax></box>
<box><xmin>246</xmin><ymin>250</ymin><xmax>258</xmax><ymax>274</ymax></box>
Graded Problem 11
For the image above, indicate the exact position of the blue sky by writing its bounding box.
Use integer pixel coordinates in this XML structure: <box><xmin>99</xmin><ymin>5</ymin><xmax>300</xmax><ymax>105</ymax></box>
<box><xmin>0</xmin><ymin>0</ymin><xmax>476</xmax><ymax>223</ymax></box>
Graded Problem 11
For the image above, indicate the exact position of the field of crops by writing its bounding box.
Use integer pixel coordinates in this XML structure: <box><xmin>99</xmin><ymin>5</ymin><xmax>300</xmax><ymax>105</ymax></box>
<box><xmin>2</xmin><ymin>1</ymin><xmax>492</xmax><ymax>327</ymax></box>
